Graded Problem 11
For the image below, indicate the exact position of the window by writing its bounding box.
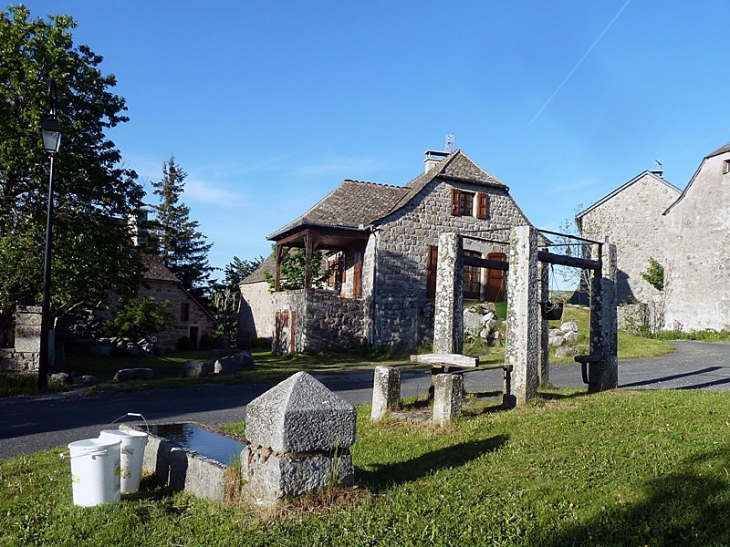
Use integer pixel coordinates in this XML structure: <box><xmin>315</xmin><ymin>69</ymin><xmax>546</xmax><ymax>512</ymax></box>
<box><xmin>459</xmin><ymin>191</ymin><xmax>474</xmax><ymax>216</ymax></box>
<box><xmin>451</xmin><ymin>188</ymin><xmax>489</xmax><ymax>218</ymax></box>
<box><xmin>723</xmin><ymin>160</ymin><xmax>730</xmax><ymax>175</ymax></box>
<box><xmin>180</xmin><ymin>302</ymin><xmax>190</xmax><ymax>322</ymax></box>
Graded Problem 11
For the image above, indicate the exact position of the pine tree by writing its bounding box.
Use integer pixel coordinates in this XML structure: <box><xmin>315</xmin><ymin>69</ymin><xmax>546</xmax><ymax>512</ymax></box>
<box><xmin>150</xmin><ymin>156</ymin><xmax>213</xmax><ymax>297</ymax></box>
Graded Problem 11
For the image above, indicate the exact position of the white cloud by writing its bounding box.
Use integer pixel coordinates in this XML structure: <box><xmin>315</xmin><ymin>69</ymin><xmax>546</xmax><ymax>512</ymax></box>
<box><xmin>184</xmin><ymin>178</ymin><xmax>247</xmax><ymax>208</ymax></box>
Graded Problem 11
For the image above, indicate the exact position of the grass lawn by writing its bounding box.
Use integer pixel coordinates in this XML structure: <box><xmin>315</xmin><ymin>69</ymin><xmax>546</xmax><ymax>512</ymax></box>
<box><xmin>3</xmin><ymin>388</ymin><xmax>730</xmax><ymax>545</ymax></box>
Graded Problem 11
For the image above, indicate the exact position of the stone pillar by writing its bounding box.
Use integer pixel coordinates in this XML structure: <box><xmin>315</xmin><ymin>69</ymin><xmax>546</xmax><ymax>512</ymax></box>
<box><xmin>588</xmin><ymin>242</ymin><xmax>618</xmax><ymax>392</ymax></box>
<box><xmin>433</xmin><ymin>233</ymin><xmax>463</xmax><ymax>354</ymax></box>
<box><xmin>432</xmin><ymin>373</ymin><xmax>463</xmax><ymax>426</ymax></box>
<box><xmin>504</xmin><ymin>226</ymin><xmax>540</xmax><ymax>407</ymax></box>
<box><xmin>538</xmin><ymin>261</ymin><xmax>550</xmax><ymax>385</ymax></box>
<box><xmin>241</xmin><ymin>372</ymin><xmax>356</xmax><ymax>506</ymax></box>
<box><xmin>371</xmin><ymin>366</ymin><xmax>401</xmax><ymax>421</ymax></box>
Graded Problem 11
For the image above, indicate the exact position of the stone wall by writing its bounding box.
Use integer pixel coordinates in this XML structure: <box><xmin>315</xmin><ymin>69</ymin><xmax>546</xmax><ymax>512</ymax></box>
<box><xmin>271</xmin><ymin>289</ymin><xmax>366</xmax><ymax>354</ymax></box>
<box><xmin>0</xmin><ymin>306</ymin><xmax>41</xmax><ymax>373</ymax></box>
<box><xmin>663</xmin><ymin>149</ymin><xmax>730</xmax><ymax>331</ymax></box>
<box><xmin>578</xmin><ymin>172</ymin><xmax>680</xmax><ymax>304</ymax></box>
<box><xmin>239</xmin><ymin>280</ymin><xmax>275</xmax><ymax>346</ymax></box>
<box><xmin>137</xmin><ymin>280</ymin><xmax>213</xmax><ymax>351</ymax></box>
<box><xmin>369</xmin><ymin>177</ymin><xmax>530</xmax><ymax>348</ymax></box>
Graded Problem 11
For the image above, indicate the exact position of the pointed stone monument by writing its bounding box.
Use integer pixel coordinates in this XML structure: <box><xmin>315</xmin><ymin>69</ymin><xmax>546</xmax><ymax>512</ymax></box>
<box><xmin>241</xmin><ymin>372</ymin><xmax>357</xmax><ymax>505</ymax></box>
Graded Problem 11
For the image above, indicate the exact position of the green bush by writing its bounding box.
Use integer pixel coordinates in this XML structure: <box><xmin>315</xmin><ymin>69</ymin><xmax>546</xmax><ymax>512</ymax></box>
<box><xmin>104</xmin><ymin>297</ymin><xmax>174</xmax><ymax>341</ymax></box>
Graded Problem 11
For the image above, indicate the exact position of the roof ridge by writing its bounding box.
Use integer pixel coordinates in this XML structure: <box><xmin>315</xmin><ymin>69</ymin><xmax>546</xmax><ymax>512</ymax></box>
<box><xmin>343</xmin><ymin>179</ymin><xmax>402</xmax><ymax>189</ymax></box>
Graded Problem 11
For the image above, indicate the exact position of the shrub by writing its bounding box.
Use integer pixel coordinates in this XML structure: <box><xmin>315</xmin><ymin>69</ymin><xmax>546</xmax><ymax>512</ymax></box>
<box><xmin>103</xmin><ymin>297</ymin><xmax>174</xmax><ymax>341</ymax></box>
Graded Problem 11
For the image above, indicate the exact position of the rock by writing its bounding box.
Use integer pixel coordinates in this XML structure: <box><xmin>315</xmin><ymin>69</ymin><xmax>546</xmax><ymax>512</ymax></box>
<box><xmin>213</xmin><ymin>351</ymin><xmax>254</xmax><ymax>374</ymax></box>
<box><xmin>560</xmin><ymin>321</ymin><xmax>579</xmax><ymax>333</ymax></box>
<box><xmin>463</xmin><ymin>310</ymin><xmax>483</xmax><ymax>335</ymax></box>
<box><xmin>78</xmin><ymin>374</ymin><xmax>99</xmax><ymax>385</ymax></box>
<box><xmin>182</xmin><ymin>360</ymin><xmax>208</xmax><ymax>378</ymax></box>
<box><xmin>113</xmin><ymin>368</ymin><xmax>154</xmax><ymax>382</ymax></box>
<box><xmin>555</xmin><ymin>346</ymin><xmax>578</xmax><ymax>359</ymax></box>
<box><xmin>563</xmin><ymin>330</ymin><xmax>578</xmax><ymax>343</ymax></box>
<box><xmin>49</xmin><ymin>372</ymin><xmax>72</xmax><ymax>385</ymax></box>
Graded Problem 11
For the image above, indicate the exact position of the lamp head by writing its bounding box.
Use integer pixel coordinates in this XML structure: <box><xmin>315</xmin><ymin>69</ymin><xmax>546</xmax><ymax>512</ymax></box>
<box><xmin>41</xmin><ymin>116</ymin><xmax>61</xmax><ymax>155</ymax></box>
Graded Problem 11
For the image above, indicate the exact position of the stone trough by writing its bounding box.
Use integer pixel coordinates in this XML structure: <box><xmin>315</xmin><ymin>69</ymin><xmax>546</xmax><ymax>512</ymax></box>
<box><xmin>120</xmin><ymin>422</ymin><xmax>244</xmax><ymax>502</ymax></box>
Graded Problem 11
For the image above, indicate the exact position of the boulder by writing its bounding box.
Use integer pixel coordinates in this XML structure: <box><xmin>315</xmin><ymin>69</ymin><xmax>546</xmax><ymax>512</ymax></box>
<box><xmin>113</xmin><ymin>367</ymin><xmax>154</xmax><ymax>382</ymax></box>
<box><xmin>560</xmin><ymin>321</ymin><xmax>579</xmax><ymax>333</ymax></box>
<box><xmin>49</xmin><ymin>372</ymin><xmax>72</xmax><ymax>385</ymax></box>
<box><xmin>182</xmin><ymin>360</ymin><xmax>208</xmax><ymax>378</ymax></box>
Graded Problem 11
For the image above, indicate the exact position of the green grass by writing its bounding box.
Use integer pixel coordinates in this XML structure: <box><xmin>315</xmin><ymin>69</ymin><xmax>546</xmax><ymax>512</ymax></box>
<box><xmin>4</xmin><ymin>389</ymin><xmax>730</xmax><ymax>545</ymax></box>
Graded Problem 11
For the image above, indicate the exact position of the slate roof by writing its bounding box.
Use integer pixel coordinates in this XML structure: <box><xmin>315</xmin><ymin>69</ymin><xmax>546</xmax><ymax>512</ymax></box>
<box><xmin>706</xmin><ymin>142</ymin><xmax>730</xmax><ymax>159</ymax></box>
<box><xmin>267</xmin><ymin>150</ymin><xmax>506</xmax><ymax>240</ymax></box>
<box><xmin>141</xmin><ymin>253</ymin><xmax>180</xmax><ymax>283</ymax></box>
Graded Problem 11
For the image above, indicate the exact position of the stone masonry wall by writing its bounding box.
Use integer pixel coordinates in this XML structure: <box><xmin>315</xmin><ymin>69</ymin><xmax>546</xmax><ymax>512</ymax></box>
<box><xmin>370</xmin><ymin>177</ymin><xmax>531</xmax><ymax>348</ymax></box>
<box><xmin>663</xmin><ymin>151</ymin><xmax>730</xmax><ymax>331</ymax></box>
<box><xmin>272</xmin><ymin>289</ymin><xmax>365</xmax><ymax>354</ymax></box>
<box><xmin>0</xmin><ymin>306</ymin><xmax>41</xmax><ymax>373</ymax></box>
<box><xmin>137</xmin><ymin>280</ymin><xmax>213</xmax><ymax>351</ymax></box>
<box><xmin>239</xmin><ymin>281</ymin><xmax>275</xmax><ymax>345</ymax></box>
<box><xmin>579</xmin><ymin>172</ymin><xmax>680</xmax><ymax>304</ymax></box>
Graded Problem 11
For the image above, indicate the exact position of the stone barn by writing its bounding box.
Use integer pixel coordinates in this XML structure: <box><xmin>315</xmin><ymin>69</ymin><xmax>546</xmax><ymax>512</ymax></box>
<box><xmin>240</xmin><ymin>149</ymin><xmax>538</xmax><ymax>352</ymax></box>
<box><xmin>577</xmin><ymin>141</ymin><xmax>730</xmax><ymax>333</ymax></box>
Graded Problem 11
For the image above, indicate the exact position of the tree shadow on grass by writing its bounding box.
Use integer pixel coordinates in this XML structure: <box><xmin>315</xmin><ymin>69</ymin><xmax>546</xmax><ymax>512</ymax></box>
<box><xmin>526</xmin><ymin>447</ymin><xmax>730</xmax><ymax>545</ymax></box>
<box><xmin>356</xmin><ymin>434</ymin><xmax>509</xmax><ymax>493</ymax></box>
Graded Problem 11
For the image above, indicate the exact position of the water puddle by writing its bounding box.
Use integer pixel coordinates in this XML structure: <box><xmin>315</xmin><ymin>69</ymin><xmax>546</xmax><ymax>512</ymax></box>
<box><xmin>149</xmin><ymin>422</ymin><xmax>245</xmax><ymax>465</ymax></box>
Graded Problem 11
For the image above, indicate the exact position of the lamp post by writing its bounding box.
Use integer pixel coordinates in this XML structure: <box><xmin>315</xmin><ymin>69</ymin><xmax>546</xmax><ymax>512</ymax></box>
<box><xmin>38</xmin><ymin>79</ymin><xmax>62</xmax><ymax>390</ymax></box>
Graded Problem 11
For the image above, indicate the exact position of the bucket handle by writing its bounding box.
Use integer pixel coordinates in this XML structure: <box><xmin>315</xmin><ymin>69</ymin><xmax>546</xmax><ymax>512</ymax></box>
<box><xmin>60</xmin><ymin>448</ymin><xmax>107</xmax><ymax>459</ymax></box>
<box><xmin>110</xmin><ymin>412</ymin><xmax>149</xmax><ymax>432</ymax></box>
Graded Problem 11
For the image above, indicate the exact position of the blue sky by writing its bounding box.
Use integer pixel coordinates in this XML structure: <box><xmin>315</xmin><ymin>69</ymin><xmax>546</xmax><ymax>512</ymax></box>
<box><xmin>18</xmin><ymin>1</ymin><xmax>730</xmax><ymax>282</ymax></box>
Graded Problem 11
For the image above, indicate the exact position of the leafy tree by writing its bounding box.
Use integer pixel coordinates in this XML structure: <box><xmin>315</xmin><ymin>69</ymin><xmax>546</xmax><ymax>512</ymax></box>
<box><xmin>223</xmin><ymin>255</ymin><xmax>264</xmax><ymax>286</ymax></box>
<box><xmin>641</xmin><ymin>257</ymin><xmax>664</xmax><ymax>291</ymax></box>
<box><xmin>103</xmin><ymin>297</ymin><xmax>174</xmax><ymax>341</ymax></box>
<box><xmin>0</xmin><ymin>6</ymin><xmax>145</xmax><ymax>324</ymax></box>
<box><xmin>264</xmin><ymin>246</ymin><xmax>330</xmax><ymax>292</ymax></box>
<box><xmin>207</xmin><ymin>255</ymin><xmax>264</xmax><ymax>348</ymax></box>
<box><xmin>150</xmin><ymin>156</ymin><xmax>213</xmax><ymax>297</ymax></box>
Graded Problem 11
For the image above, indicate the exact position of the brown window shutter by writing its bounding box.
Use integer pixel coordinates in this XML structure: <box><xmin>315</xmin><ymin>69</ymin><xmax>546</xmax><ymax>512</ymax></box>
<box><xmin>450</xmin><ymin>188</ymin><xmax>460</xmax><ymax>216</ymax></box>
<box><xmin>477</xmin><ymin>193</ymin><xmax>489</xmax><ymax>220</ymax></box>
<box><xmin>341</xmin><ymin>255</ymin><xmax>347</xmax><ymax>283</ymax></box>
<box><xmin>426</xmin><ymin>245</ymin><xmax>438</xmax><ymax>298</ymax></box>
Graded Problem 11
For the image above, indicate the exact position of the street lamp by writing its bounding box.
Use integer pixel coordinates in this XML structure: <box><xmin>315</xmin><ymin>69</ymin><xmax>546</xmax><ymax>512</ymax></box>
<box><xmin>38</xmin><ymin>79</ymin><xmax>61</xmax><ymax>390</ymax></box>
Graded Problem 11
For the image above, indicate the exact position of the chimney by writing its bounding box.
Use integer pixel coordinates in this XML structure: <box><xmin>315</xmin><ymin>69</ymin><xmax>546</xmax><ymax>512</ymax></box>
<box><xmin>424</xmin><ymin>150</ymin><xmax>449</xmax><ymax>173</ymax></box>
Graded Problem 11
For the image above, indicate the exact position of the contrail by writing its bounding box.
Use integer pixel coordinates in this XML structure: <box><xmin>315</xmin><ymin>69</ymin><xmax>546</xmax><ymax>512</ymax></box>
<box><xmin>528</xmin><ymin>0</ymin><xmax>633</xmax><ymax>126</ymax></box>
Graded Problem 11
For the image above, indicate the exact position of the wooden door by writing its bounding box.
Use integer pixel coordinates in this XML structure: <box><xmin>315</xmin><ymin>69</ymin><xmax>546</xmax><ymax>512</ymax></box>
<box><xmin>485</xmin><ymin>252</ymin><xmax>506</xmax><ymax>301</ymax></box>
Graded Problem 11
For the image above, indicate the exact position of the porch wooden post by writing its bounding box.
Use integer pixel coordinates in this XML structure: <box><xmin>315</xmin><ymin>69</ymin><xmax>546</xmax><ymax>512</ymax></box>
<box><xmin>304</xmin><ymin>231</ymin><xmax>313</xmax><ymax>290</ymax></box>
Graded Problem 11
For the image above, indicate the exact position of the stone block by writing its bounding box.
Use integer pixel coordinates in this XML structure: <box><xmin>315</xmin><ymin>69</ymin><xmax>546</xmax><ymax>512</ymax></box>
<box><xmin>432</xmin><ymin>373</ymin><xmax>463</xmax><ymax>426</ymax></box>
<box><xmin>245</xmin><ymin>371</ymin><xmax>356</xmax><ymax>453</ymax></box>
<box><xmin>371</xmin><ymin>366</ymin><xmax>401</xmax><ymax>421</ymax></box>
<box><xmin>241</xmin><ymin>445</ymin><xmax>354</xmax><ymax>506</ymax></box>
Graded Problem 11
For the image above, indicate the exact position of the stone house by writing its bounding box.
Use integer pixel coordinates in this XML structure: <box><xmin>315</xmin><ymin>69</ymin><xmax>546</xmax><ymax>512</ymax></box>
<box><xmin>240</xmin><ymin>149</ymin><xmax>536</xmax><ymax>352</ymax></box>
<box><xmin>575</xmin><ymin>170</ymin><xmax>681</xmax><ymax>304</ymax></box>
<box><xmin>139</xmin><ymin>254</ymin><xmax>214</xmax><ymax>352</ymax></box>
<box><xmin>662</xmin><ymin>143</ymin><xmax>730</xmax><ymax>331</ymax></box>
<box><xmin>576</xmin><ymin>142</ymin><xmax>730</xmax><ymax>332</ymax></box>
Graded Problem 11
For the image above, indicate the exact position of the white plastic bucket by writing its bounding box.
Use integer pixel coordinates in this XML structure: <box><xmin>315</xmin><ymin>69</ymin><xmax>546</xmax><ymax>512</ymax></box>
<box><xmin>68</xmin><ymin>438</ymin><xmax>121</xmax><ymax>507</ymax></box>
<box><xmin>99</xmin><ymin>429</ymin><xmax>148</xmax><ymax>494</ymax></box>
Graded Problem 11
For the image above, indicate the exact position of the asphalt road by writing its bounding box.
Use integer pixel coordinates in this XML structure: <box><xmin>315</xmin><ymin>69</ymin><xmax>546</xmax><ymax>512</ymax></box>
<box><xmin>2</xmin><ymin>340</ymin><xmax>730</xmax><ymax>461</ymax></box>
